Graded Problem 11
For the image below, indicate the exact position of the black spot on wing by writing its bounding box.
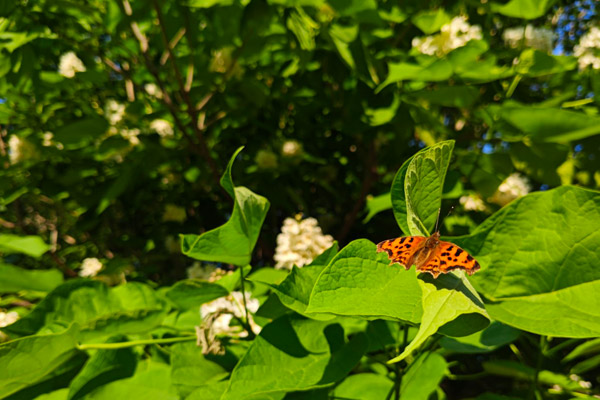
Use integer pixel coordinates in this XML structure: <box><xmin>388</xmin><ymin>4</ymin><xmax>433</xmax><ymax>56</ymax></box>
<box><xmin>454</xmin><ymin>248</ymin><xmax>463</xmax><ymax>257</ymax></box>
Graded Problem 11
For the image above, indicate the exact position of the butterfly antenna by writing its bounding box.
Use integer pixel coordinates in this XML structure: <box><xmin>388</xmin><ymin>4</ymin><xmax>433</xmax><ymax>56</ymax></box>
<box><xmin>434</xmin><ymin>207</ymin><xmax>442</xmax><ymax>233</ymax></box>
<box><xmin>435</xmin><ymin>206</ymin><xmax>456</xmax><ymax>233</ymax></box>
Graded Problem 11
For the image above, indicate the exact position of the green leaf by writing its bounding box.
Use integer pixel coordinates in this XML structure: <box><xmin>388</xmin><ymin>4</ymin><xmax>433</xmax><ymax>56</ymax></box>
<box><xmin>515</xmin><ymin>50</ymin><xmax>577</xmax><ymax>77</ymax></box>
<box><xmin>491</xmin><ymin>0</ymin><xmax>557</xmax><ymax>19</ymax></box>
<box><xmin>333</xmin><ymin>373</ymin><xmax>393</xmax><ymax>400</ymax></box>
<box><xmin>494</xmin><ymin>104</ymin><xmax>600</xmax><ymax>143</ymax></box>
<box><xmin>440</xmin><ymin>321</ymin><xmax>520</xmax><ymax>354</ymax></box>
<box><xmin>391</xmin><ymin>140</ymin><xmax>455</xmax><ymax>236</ymax></box>
<box><xmin>378</xmin><ymin>60</ymin><xmax>453</xmax><ymax>92</ymax></box>
<box><xmin>411</xmin><ymin>9</ymin><xmax>450</xmax><ymax>34</ymax></box>
<box><xmin>33</xmin><ymin>388</ymin><xmax>69</xmax><ymax>400</ymax></box>
<box><xmin>182</xmin><ymin>0</ymin><xmax>235</xmax><ymax>7</ymax></box>
<box><xmin>453</xmin><ymin>186</ymin><xmax>600</xmax><ymax>337</ymax></box>
<box><xmin>54</xmin><ymin>117</ymin><xmax>109</xmax><ymax>149</ymax></box>
<box><xmin>0</xmin><ymin>234</ymin><xmax>50</xmax><ymax>258</ymax></box>
<box><xmin>4</xmin><ymin>280</ymin><xmax>169</xmax><ymax>341</ymax></box>
<box><xmin>400</xmin><ymin>352</ymin><xmax>448</xmax><ymax>400</ymax></box>
<box><xmin>287</xmin><ymin>7</ymin><xmax>318</xmax><ymax>51</ymax></box>
<box><xmin>247</xmin><ymin>267</ymin><xmax>289</xmax><ymax>286</ymax></box>
<box><xmin>185</xmin><ymin>381</ymin><xmax>229</xmax><ymax>400</ymax></box>
<box><xmin>0</xmin><ymin>263</ymin><xmax>63</xmax><ymax>293</ymax></box>
<box><xmin>306</xmin><ymin>240</ymin><xmax>423</xmax><ymax>323</ymax></box>
<box><xmin>68</xmin><ymin>337</ymin><xmax>136</xmax><ymax>400</ymax></box>
<box><xmin>268</xmin><ymin>243</ymin><xmax>338</xmax><ymax>319</ymax></box>
<box><xmin>412</xmin><ymin>85</ymin><xmax>480</xmax><ymax>108</ymax></box>
<box><xmin>181</xmin><ymin>147</ymin><xmax>270</xmax><ymax>266</ymax></box>
<box><xmin>170</xmin><ymin>342</ymin><xmax>227</xmax><ymax>397</ymax></box>
<box><xmin>389</xmin><ymin>273</ymin><xmax>488</xmax><ymax>363</ymax></box>
<box><xmin>221</xmin><ymin>315</ymin><xmax>368</xmax><ymax>399</ymax></box>
<box><xmin>82</xmin><ymin>362</ymin><xmax>178</xmax><ymax>400</ymax></box>
<box><xmin>563</xmin><ymin>338</ymin><xmax>600</xmax><ymax>362</ymax></box>
<box><xmin>0</xmin><ymin>325</ymin><xmax>80</xmax><ymax>398</ymax></box>
<box><xmin>165</xmin><ymin>280</ymin><xmax>229</xmax><ymax>310</ymax></box>
<box><xmin>363</xmin><ymin>192</ymin><xmax>392</xmax><ymax>223</ymax></box>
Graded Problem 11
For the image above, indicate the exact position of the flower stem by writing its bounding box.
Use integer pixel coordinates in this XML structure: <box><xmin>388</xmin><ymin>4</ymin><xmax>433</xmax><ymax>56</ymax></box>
<box><xmin>238</xmin><ymin>266</ymin><xmax>255</xmax><ymax>339</ymax></box>
<box><xmin>76</xmin><ymin>335</ymin><xmax>196</xmax><ymax>350</ymax></box>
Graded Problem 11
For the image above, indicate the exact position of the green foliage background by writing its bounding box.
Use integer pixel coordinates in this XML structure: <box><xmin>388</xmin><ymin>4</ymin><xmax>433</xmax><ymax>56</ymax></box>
<box><xmin>1</xmin><ymin>0</ymin><xmax>600</xmax><ymax>399</ymax></box>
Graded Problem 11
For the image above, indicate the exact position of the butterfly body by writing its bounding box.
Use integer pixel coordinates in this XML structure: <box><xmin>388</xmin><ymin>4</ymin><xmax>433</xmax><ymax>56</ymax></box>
<box><xmin>377</xmin><ymin>232</ymin><xmax>480</xmax><ymax>278</ymax></box>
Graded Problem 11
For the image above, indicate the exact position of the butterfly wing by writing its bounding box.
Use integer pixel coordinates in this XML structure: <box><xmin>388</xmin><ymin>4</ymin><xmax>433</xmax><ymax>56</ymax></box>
<box><xmin>417</xmin><ymin>240</ymin><xmax>480</xmax><ymax>277</ymax></box>
<box><xmin>376</xmin><ymin>236</ymin><xmax>427</xmax><ymax>269</ymax></box>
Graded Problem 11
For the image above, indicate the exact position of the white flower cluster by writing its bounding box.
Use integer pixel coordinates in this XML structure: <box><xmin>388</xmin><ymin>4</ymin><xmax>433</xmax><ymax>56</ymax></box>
<box><xmin>412</xmin><ymin>16</ymin><xmax>482</xmax><ymax>56</ymax></box>
<box><xmin>0</xmin><ymin>311</ymin><xmax>19</xmax><ymax>328</ymax></box>
<box><xmin>106</xmin><ymin>100</ymin><xmax>125</xmax><ymax>126</ymax></box>
<box><xmin>274</xmin><ymin>216</ymin><xmax>334</xmax><ymax>270</ymax></box>
<box><xmin>570</xmin><ymin>374</ymin><xmax>592</xmax><ymax>389</ymax></box>
<box><xmin>201</xmin><ymin>291</ymin><xmax>260</xmax><ymax>336</ymax></box>
<box><xmin>7</xmin><ymin>135</ymin><xmax>37</xmax><ymax>164</ymax></box>
<box><xmin>574</xmin><ymin>27</ymin><xmax>600</xmax><ymax>70</ymax></box>
<box><xmin>502</xmin><ymin>25</ymin><xmax>555</xmax><ymax>52</ymax></box>
<box><xmin>58</xmin><ymin>52</ymin><xmax>86</xmax><ymax>78</ymax></box>
<box><xmin>459</xmin><ymin>193</ymin><xmax>487</xmax><ymax>212</ymax></box>
<box><xmin>150</xmin><ymin>119</ymin><xmax>174</xmax><ymax>138</ymax></box>
<box><xmin>79</xmin><ymin>257</ymin><xmax>103</xmax><ymax>277</ymax></box>
<box><xmin>489</xmin><ymin>173</ymin><xmax>531</xmax><ymax>206</ymax></box>
<box><xmin>187</xmin><ymin>262</ymin><xmax>231</xmax><ymax>281</ymax></box>
<box><xmin>144</xmin><ymin>83</ymin><xmax>163</xmax><ymax>99</ymax></box>
<box><xmin>282</xmin><ymin>140</ymin><xmax>302</xmax><ymax>157</ymax></box>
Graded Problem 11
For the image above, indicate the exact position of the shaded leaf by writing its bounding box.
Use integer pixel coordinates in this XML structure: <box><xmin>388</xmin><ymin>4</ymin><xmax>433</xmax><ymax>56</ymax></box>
<box><xmin>0</xmin><ymin>234</ymin><xmax>50</xmax><ymax>258</ymax></box>
<box><xmin>0</xmin><ymin>263</ymin><xmax>63</xmax><ymax>293</ymax></box>
<box><xmin>221</xmin><ymin>315</ymin><xmax>368</xmax><ymax>399</ymax></box>
<box><xmin>400</xmin><ymin>351</ymin><xmax>448</xmax><ymax>400</ymax></box>
<box><xmin>0</xmin><ymin>325</ymin><xmax>80</xmax><ymax>398</ymax></box>
<box><xmin>181</xmin><ymin>147</ymin><xmax>270</xmax><ymax>266</ymax></box>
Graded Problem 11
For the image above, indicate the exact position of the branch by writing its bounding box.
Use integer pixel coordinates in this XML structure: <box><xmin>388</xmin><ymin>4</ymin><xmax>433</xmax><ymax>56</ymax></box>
<box><xmin>151</xmin><ymin>0</ymin><xmax>222</xmax><ymax>186</ymax></box>
<box><xmin>119</xmin><ymin>0</ymin><xmax>222</xmax><ymax>190</ymax></box>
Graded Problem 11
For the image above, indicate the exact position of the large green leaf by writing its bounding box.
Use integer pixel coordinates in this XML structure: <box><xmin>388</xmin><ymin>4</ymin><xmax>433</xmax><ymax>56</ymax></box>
<box><xmin>0</xmin><ymin>263</ymin><xmax>63</xmax><ymax>293</ymax></box>
<box><xmin>0</xmin><ymin>325</ymin><xmax>80</xmax><ymax>398</ymax></box>
<box><xmin>411</xmin><ymin>9</ymin><xmax>450</xmax><ymax>34</ymax></box>
<box><xmin>440</xmin><ymin>321</ymin><xmax>520</xmax><ymax>354</ymax></box>
<box><xmin>333</xmin><ymin>373</ymin><xmax>393</xmax><ymax>400</ymax></box>
<box><xmin>221</xmin><ymin>315</ymin><xmax>368</xmax><ymax>399</ymax></box>
<box><xmin>165</xmin><ymin>280</ymin><xmax>229</xmax><ymax>310</ymax></box>
<box><xmin>67</xmin><ymin>337</ymin><xmax>137</xmax><ymax>400</ymax></box>
<box><xmin>0</xmin><ymin>234</ymin><xmax>50</xmax><ymax>258</ymax></box>
<box><xmin>515</xmin><ymin>50</ymin><xmax>577</xmax><ymax>77</ymax></box>
<box><xmin>389</xmin><ymin>273</ymin><xmax>488</xmax><ymax>363</ymax></box>
<box><xmin>306</xmin><ymin>240</ymin><xmax>423</xmax><ymax>323</ymax></box>
<box><xmin>378</xmin><ymin>60</ymin><xmax>453</xmax><ymax>91</ymax></box>
<box><xmin>493</xmin><ymin>104</ymin><xmax>600</xmax><ymax>143</ymax></box>
<box><xmin>400</xmin><ymin>351</ymin><xmax>448</xmax><ymax>400</ymax></box>
<box><xmin>391</xmin><ymin>140</ymin><xmax>455</xmax><ymax>236</ymax></box>
<box><xmin>266</xmin><ymin>243</ymin><xmax>339</xmax><ymax>319</ymax></box>
<box><xmin>3</xmin><ymin>280</ymin><xmax>169</xmax><ymax>341</ymax></box>
<box><xmin>181</xmin><ymin>147</ymin><xmax>270</xmax><ymax>266</ymax></box>
<box><xmin>452</xmin><ymin>186</ymin><xmax>600</xmax><ymax>337</ymax></box>
<box><xmin>491</xmin><ymin>0</ymin><xmax>557</xmax><ymax>19</ymax></box>
<box><xmin>83</xmin><ymin>362</ymin><xmax>178</xmax><ymax>400</ymax></box>
<box><xmin>170</xmin><ymin>342</ymin><xmax>227</xmax><ymax>397</ymax></box>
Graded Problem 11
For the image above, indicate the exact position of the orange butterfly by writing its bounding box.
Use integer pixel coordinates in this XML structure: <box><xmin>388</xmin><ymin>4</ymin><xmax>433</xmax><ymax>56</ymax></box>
<box><xmin>376</xmin><ymin>231</ymin><xmax>480</xmax><ymax>278</ymax></box>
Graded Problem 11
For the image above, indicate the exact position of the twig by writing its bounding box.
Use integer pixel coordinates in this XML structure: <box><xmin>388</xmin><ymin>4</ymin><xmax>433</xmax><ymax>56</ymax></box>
<box><xmin>119</xmin><ymin>0</ymin><xmax>223</xmax><ymax>191</ymax></box>
<box><xmin>151</xmin><ymin>0</ymin><xmax>222</xmax><ymax>187</ymax></box>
